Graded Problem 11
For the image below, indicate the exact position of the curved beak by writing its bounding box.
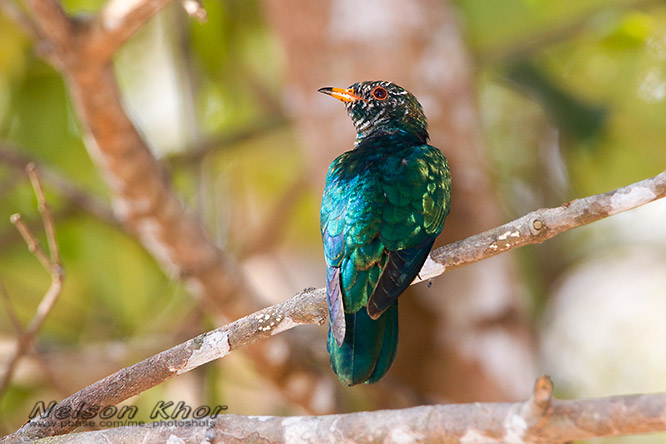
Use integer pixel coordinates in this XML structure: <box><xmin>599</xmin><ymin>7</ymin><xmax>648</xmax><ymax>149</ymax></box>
<box><xmin>318</xmin><ymin>87</ymin><xmax>362</xmax><ymax>103</ymax></box>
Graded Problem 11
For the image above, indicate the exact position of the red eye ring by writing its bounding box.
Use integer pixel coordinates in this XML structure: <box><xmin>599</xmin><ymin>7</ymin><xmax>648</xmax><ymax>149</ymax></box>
<box><xmin>371</xmin><ymin>86</ymin><xmax>388</xmax><ymax>100</ymax></box>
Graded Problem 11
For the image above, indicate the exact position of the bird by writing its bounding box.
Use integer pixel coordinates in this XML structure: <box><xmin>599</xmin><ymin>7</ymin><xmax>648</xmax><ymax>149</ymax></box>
<box><xmin>318</xmin><ymin>80</ymin><xmax>451</xmax><ymax>385</ymax></box>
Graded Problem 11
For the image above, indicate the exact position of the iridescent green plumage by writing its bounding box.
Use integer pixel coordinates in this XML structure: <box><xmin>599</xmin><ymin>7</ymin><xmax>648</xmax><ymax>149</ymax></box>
<box><xmin>319</xmin><ymin>81</ymin><xmax>451</xmax><ymax>385</ymax></box>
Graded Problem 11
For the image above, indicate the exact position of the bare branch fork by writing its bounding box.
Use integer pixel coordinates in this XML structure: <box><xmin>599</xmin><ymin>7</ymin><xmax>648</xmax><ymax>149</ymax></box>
<box><xmin>3</xmin><ymin>170</ymin><xmax>666</xmax><ymax>443</ymax></box>
<box><xmin>0</xmin><ymin>164</ymin><xmax>64</xmax><ymax>398</ymax></box>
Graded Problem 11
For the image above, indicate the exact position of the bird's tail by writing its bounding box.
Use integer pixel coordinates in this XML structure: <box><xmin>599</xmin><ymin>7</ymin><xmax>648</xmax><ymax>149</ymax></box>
<box><xmin>326</xmin><ymin>302</ymin><xmax>398</xmax><ymax>386</ymax></box>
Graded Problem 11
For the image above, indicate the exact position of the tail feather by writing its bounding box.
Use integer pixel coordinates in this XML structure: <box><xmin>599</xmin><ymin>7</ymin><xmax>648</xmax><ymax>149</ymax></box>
<box><xmin>326</xmin><ymin>267</ymin><xmax>345</xmax><ymax>346</ymax></box>
<box><xmin>327</xmin><ymin>303</ymin><xmax>399</xmax><ymax>386</ymax></box>
<box><xmin>366</xmin><ymin>301</ymin><xmax>399</xmax><ymax>384</ymax></box>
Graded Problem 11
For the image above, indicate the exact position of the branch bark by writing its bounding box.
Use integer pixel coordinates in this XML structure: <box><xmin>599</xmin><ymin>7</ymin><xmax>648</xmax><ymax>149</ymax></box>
<box><xmin>85</xmin><ymin>0</ymin><xmax>175</xmax><ymax>64</ymax></box>
<box><xmin>3</xmin><ymin>170</ymin><xmax>665</xmax><ymax>443</ymax></box>
<box><xmin>20</xmin><ymin>377</ymin><xmax>666</xmax><ymax>444</ymax></box>
<box><xmin>2</xmin><ymin>289</ymin><xmax>327</xmax><ymax>443</ymax></box>
<box><xmin>415</xmin><ymin>170</ymin><xmax>666</xmax><ymax>282</ymax></box>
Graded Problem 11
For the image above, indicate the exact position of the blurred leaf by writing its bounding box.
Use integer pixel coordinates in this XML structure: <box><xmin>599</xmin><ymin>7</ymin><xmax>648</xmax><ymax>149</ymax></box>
<box><xmin>506</xmin><ymin>59</ymin><xmax>608</xmax><ymax>142</ymax></box>
<box><xmin>60</xmin><ymin>0</ymin><xmax>105</xmax><ymax>14</ymax></box>
<box><xmin>453</xmin><ymin>0</ymin><xmax>612</xmax><ymax>54</ymax></box>
<box><xmin>0</xmin><ymin>15</ymin><xmax>30</xmax><ymax>130</ymax></box>
<box><xmin>602</xmin><ymin>10</ymin><xmax>653</xmax><ymax>49</ymax></box>
<box><xmin>190</xmin><ymin>0</ymin><xmax>232</xmax><ymax>75</ymax></box>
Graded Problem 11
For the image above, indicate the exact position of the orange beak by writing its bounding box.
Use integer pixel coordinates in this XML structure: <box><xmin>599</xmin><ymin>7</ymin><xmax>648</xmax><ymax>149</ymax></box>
<box><xmin>318</xmin><ymin>87</ymin><xmax>363</xmax><ymax>103</ymax></box>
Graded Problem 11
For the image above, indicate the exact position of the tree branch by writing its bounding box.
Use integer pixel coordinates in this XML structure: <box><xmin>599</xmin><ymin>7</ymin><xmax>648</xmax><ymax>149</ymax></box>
<box><xmin>3</xmin><ymin>171</ymin><xmax>666</xmax><ymax>443</ymax></box>
<box><xmin>85</xmin><ymin>0</ymin><xmax>175</xmax><ymax>64</ymax></box>
<box><xmin>20</xmin><ymin>0</ymin><xmax>245</xmax><ymax>312</ymax></box>
<box><xmin>15</xmin><ymin>377</ymin><xmax>666</xmax><ymax>443</ymax></box>
<box><xmin>2</xmin><ymin>288</ymin><xmax>327</xmax><ymax>442</ymax></box>
<box><xmin>22</xmin><ymin>0</ymin><xmax>73</xmax><ymax>52</ymax></box>
<box><xmin>415</xmin><ymin>170</ymin><xmax>666</xmax><ymax>282</ymax></box>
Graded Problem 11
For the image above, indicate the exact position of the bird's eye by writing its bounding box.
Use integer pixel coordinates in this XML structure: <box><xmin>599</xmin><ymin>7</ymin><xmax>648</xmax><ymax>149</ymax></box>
<box><xmin>371</xmin><ymin>86</ymin><xmax>388</xmax><ymax>100</ymax></box>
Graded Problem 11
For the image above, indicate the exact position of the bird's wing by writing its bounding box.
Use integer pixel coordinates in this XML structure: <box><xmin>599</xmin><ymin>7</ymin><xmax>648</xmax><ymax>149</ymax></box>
<box><xmin>367</xmin><ymin>238</ymin><xmax>436</xmax><ymax>319</ymax></box>
<box><xmin>321</xmin><ymin>154</ymin><xmax>349</xmax><ymax>346</ymax></box>
<box><xmin>321</xmin><ymin>151</ymin><xmax>386</xmax><ymax>317</ymax></box>
<box><xmin>322</xmin><ymin>144</ymin><xmax>450</xmax><ymax>322</ymax></box>
<box><xmin>367</xmin><ymin>145</ymin><xmax>451</xmax><ymax>319</ymax></box>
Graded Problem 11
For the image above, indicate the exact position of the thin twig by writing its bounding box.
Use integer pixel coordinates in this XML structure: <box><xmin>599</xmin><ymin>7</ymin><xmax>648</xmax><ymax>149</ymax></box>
<box><xmin>26</xmin><ymin>163</ymin><xmax>59</xmax><ymax>264</ymax></box>
<box><xmin>0</xmin><ymin>168</ymin><xmax>65</xmax><ymax>401</ymax></box>
<box><xmin>10</xmin><ymin>213</ymin><xmax>52</xmax><ymax>272</ymax></box>
<box><xmin>0</xmin><ymin>278</ymin><xmax>67</xmax><ymax>400</ymax></box>
<box><xmin>0</xmin><ymin>278</ymin><xmax>31</xmax><ymax>399</ymax></box>
<box><xmin>21</xmin><ymin>166</ymin><xmax>65</xmax><ymax>336</ymax></box>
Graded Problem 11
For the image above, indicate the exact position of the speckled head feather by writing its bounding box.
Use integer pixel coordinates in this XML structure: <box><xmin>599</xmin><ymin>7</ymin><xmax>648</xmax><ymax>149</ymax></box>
<box><xmin>318</xmin><ymin>81</ymin><xmax>429</xmax><ymax>144</ymax></box>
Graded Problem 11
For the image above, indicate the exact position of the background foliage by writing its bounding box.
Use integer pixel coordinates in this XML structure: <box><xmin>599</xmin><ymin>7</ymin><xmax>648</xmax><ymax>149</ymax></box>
<box><xmin>1</xmin><ymin>1</ymin><xmax>665</xmax><ymax>442</ymax></box>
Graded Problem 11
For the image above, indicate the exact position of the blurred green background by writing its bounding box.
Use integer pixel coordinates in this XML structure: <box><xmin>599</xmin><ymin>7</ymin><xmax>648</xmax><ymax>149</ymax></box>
<box><xmin>1</xmin><ymin>1</ymin><xmax>666</xmax><ymax>442</ymax></box>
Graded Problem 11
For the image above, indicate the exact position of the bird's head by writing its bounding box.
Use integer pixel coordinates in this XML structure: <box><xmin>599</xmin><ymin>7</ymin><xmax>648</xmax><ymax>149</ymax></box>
<box><xmin>318</xmin><ymin>80</ymin><xmax>429</xmax><ymax>144</ymax></box>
